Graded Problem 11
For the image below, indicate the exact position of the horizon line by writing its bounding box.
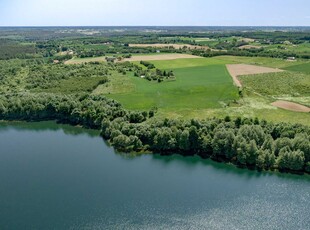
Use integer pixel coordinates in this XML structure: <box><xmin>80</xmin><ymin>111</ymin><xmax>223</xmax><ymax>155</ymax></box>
<box><xmin>1</xmin><ymin>25</ymin><xmax>310</xmax><ymax>28</ymax></box>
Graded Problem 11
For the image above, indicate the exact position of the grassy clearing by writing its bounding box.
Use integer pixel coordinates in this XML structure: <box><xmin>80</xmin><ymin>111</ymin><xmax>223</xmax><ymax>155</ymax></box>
<box><xmin>154</xmin><ymin>99</ymin><xmax>310</xmax><ymax>126</ymax></box>
<box><xmin>92</xmin><ymin>72</ymin><xmax>136</xmax><ymax>95</ymax></box>
<box><xmin>154</xmin><ymin>93</ymin><xmax>310</xmax><ymax>126</ymax></box>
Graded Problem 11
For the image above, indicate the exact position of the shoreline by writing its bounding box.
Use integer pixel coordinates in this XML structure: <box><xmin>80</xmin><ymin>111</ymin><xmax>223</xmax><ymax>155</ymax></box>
<box><xmin>1</xmin><ymin>118</ymin><xmax>309</xmax><ymax>176</ymax></box>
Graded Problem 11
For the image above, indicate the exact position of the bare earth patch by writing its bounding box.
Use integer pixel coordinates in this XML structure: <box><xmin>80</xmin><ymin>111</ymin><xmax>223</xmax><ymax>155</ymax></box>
<box><xmin>240</xmin><ymin>38</ymin><xmax>255</xmax><ymax>43</ymax></box>
<box><xmin>226</xmin><ymin>64</ymin><xmax>283</xmax><ymax>87</ymax></box>
<box><xmin>271</xmin><ymin>100</ymin><xmax>310</xmax><ymax>113</ymax></box>
<box><xmin>122</xmin><ymin>54</ymin><xmax>201</xmax><ymax>62</ymax></box>
<box><xmin>238</xmin><ymin>45</ymin><xmax>262</xmax><ymax>50</ymax></box>
<box><xmin>65</xmin><ymin>57</ymin><xmax>106</xmax><ymax>64</ymax></box>
<box><xmin>129</xmin><ymin>43</ymin><xmax>217</xmax><ymax>51</ymax></box>
<box><xmin>65</xmin><ymin>54</ymin><xmax>201</xmax><ymax>64</ymax></box>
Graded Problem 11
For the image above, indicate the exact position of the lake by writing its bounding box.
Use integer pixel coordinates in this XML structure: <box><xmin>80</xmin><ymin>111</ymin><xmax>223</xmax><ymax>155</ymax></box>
<box><xmin>0</xmin><ymin>121</ymin><xmax>309</xmax><ymax>230</ymax></box>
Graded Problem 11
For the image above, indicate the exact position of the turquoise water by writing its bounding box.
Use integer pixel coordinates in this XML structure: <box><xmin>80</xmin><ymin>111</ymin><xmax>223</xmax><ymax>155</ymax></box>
<box><xmin>0</xmin><ymin>121</ymin><xmax>309</xmax><ymax>229</ymax></box>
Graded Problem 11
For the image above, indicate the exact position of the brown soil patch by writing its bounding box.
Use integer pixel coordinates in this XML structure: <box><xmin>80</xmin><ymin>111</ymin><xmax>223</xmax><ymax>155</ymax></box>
<box><xmin>240</xmin><ymin>38</ymin><xmax>255</xmax><ymax>43</ymax></box>
<box><xmin>65</xmin><ymin>57</ymin><xmax>107</xmax><ymax>64</ymax></box>
<box><xmin>239</xmin><ymin>45</ymin><xmax>262</xmax><ymax>50</ymax></box>
<box><xmin>226</xmin><ymin>64</ymin><xmax>283</xmax><ymax>87</ymax></box>
<box><xmin>65</xmin><ymin>54</ymin><xmax>201</xmax><ymax>65</ymax></box>
<box><xmin>129</xmin><ymin>43</ymin><xmax>217</xmax><ymax>51</ymax></box>
<box><xmin>271</xmin><ymin>100</ymin><xmax>310</xmax><ymax>112</ymax></box>
<box><xmin>122</xmin><ymin>54</ymin><xmax>201</xmax><ymax>62</ymax></box>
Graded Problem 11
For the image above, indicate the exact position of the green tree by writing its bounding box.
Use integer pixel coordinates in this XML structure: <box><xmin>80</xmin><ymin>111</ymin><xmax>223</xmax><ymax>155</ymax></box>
<box><xmin>246</xmin><ymin>140</ymin><xmax>258</xmax><ymax>165</ymax></box>
<box><xmin>212</xmin><ymin>128</ymin><xmax>235</xmax><ymax>159</ymax></box>
<box><xmin>277</xmin><ymin>148</ymin><xmax>305</xmax><ymax>171</ymax></box>
<box><xmin>274</xmin><ymin>138</ymin><xmax>292</xmax><ymax>156</ymax></box>
<box><xmin>179</xmin><ymin>130</ymin><xmax>190</xmax><ymax>151</ymax></box>
<box><xmin>189</xmin><ymin>126</ymin><xmax>200</xmax><ymax>151</ymax></box>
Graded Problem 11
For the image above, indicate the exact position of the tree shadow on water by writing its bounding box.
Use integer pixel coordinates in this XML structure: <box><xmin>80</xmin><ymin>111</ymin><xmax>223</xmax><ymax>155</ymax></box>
<box><xmin>0</xmin><ymin>120</ymin><xmax>99</xmax><ymax>137</ymax></box>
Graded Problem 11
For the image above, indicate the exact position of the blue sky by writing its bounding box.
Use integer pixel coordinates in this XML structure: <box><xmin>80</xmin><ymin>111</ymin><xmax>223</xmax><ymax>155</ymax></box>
<box><xmin>1</xmin><ymin>0</ymin><xmax>310</xmax><ymax>26</ymax></box>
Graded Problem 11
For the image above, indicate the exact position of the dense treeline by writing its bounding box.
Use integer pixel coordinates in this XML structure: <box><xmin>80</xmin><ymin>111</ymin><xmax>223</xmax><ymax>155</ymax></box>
<box><xmin>0</xmin><ymin>93</ymin><xmax>150</xmax><ymax>128</ymax></box>
<box><xmin>0</xmin><ymin>39</ymin><xmax>37</xmax><ymax>60</ymax></box>
<box><xmin>0</xmin><ymin>92</ymin><xmax>309</xmax><ymax>174</ymax></box>
<box><xmin>102</xmin><ymin>116</ymin><xmax>310</xmax><ymax>174</ymax></box>
<box><xmin>192</xmin><ymin>48</ymin><xmax>310</xmax><ymax>59</ymax></box>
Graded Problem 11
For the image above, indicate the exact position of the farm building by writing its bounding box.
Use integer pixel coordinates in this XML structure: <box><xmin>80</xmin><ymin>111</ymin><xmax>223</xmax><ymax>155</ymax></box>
<box><xmin>287</xmin><ymin>57</ymin><xmax>296</xmax><ymax>61</ymax></box>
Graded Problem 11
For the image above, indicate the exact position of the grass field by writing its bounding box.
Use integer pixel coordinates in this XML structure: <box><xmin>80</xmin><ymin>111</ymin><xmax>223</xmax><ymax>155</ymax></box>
<box><xmin>65</xmin><ymin>53</ymin><xmax>200</xmax><ymax>64</ymax></box>
<box><xmin>104</xmin><ymin>60</ymin><xmax>238</xmax><ymax>110</ymax></box>
<box><xmin>149</xmin><ymin>58</ymin><xmax>228</xmax><ymax>69</ymax></box>
<box><xmin>284</xmin><ymin>63</ymin><xmax>310</xmax><ymax>74</ymax></box>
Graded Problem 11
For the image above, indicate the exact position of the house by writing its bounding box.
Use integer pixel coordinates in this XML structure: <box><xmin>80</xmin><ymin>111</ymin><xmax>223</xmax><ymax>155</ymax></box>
<box><xmin>287</xmin><ymin>57</ymin><xmax>296</xmax><ymax>61</ymax></box>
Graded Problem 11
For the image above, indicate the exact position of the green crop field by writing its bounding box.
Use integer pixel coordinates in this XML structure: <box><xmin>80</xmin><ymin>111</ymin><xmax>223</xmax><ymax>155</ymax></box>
<box><xmin>103</xmin><ymin>59</ymin><xmax>238</xmax><ymax>111</ymax></box>
<box><xmin>284</xmin><ymin>63</ymin><xmax>310</xmax><ymax>74</ymax></box>
<box><xmin>214</xmin><ymin>56</ymin><xmax>306</xmax><ymax>68</ymax></box>
<box><xmin>239</xmin><ymin>71</ymin><xmax>310</xmax><ymax>97</ymax></box>
<box><xmin>149</xmin><ymin>57</ymin><xmax>229</xmax><ymax>69</ymax></box>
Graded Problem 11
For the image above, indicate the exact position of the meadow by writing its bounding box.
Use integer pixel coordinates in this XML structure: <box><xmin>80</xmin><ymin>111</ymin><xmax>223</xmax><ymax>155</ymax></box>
<box><xmin>102</xmin><ymin>58</ymin><xmax>238</xmax><ymax>110</ymax></box>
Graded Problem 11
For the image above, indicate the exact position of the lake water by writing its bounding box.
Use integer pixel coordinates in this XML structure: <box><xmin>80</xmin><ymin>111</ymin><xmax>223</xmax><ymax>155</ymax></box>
<box><xmin>0</xmin><ymin>121</ymin><xmax>309</xmax><ymax>230</ymax></box>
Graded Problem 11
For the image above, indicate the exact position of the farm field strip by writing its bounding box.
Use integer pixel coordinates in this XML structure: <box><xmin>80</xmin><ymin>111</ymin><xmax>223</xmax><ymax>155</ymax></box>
<box><xmin>65</xmin><ymin>53</ymin><xmax>201</xmax><ymax>64</ymax></box>
<box><xmin>128</xmin><ymin>43</ymin><xmax>216</xmax><ymax>50</ymax></box>
<box><xmin>100</xmin><ymin>57</ymin><xmax>238</xmax><ymax>111</ymax></box>
<box><xmin>284</xmin><ymin>63</ymin><xmax>310</xmax><ymax>74</ymax></box>
<box><xmin>226</xmin><ymin>64</ymin><xmax>284</xmax><ymax>87</ymax></box>
<box><xmin>122</xmin><ymin>54</ymin><xmax>201</xmax><ymax>61</ymax></box>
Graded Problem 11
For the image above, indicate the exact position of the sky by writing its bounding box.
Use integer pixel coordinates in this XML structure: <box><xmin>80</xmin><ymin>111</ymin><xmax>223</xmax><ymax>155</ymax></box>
<box><xmin>0</xmin><ymin>0</ymin><xmax>310</xmax><ymax>26</ymax></box>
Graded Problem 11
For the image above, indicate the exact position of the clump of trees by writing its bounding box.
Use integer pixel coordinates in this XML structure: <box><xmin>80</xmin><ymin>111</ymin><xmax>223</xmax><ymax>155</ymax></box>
<box><xmin>133</xmin><ymin>63</ymin><xmax>175</xmax><ymax>82</ymax></box>
<box><xmin>140</xmin><ymin>61</ymin><xmax>155</xmax><ymax>69</ymax></box>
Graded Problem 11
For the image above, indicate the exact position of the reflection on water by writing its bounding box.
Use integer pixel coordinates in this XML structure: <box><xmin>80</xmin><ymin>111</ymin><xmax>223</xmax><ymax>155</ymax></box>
<box><xmin>0</xmin><ymin>120</ymin><xmax>99</xmax><ymax>137</ymax></box>
<box><xmin>0</xmin><ymin>121</ymin><xmax>309</xmax><ymax>230</ymax></box>
<box><xmin>151</xmin><ymin>154</ymin><xmax>310</xmax><ymax>182</ymax></box>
